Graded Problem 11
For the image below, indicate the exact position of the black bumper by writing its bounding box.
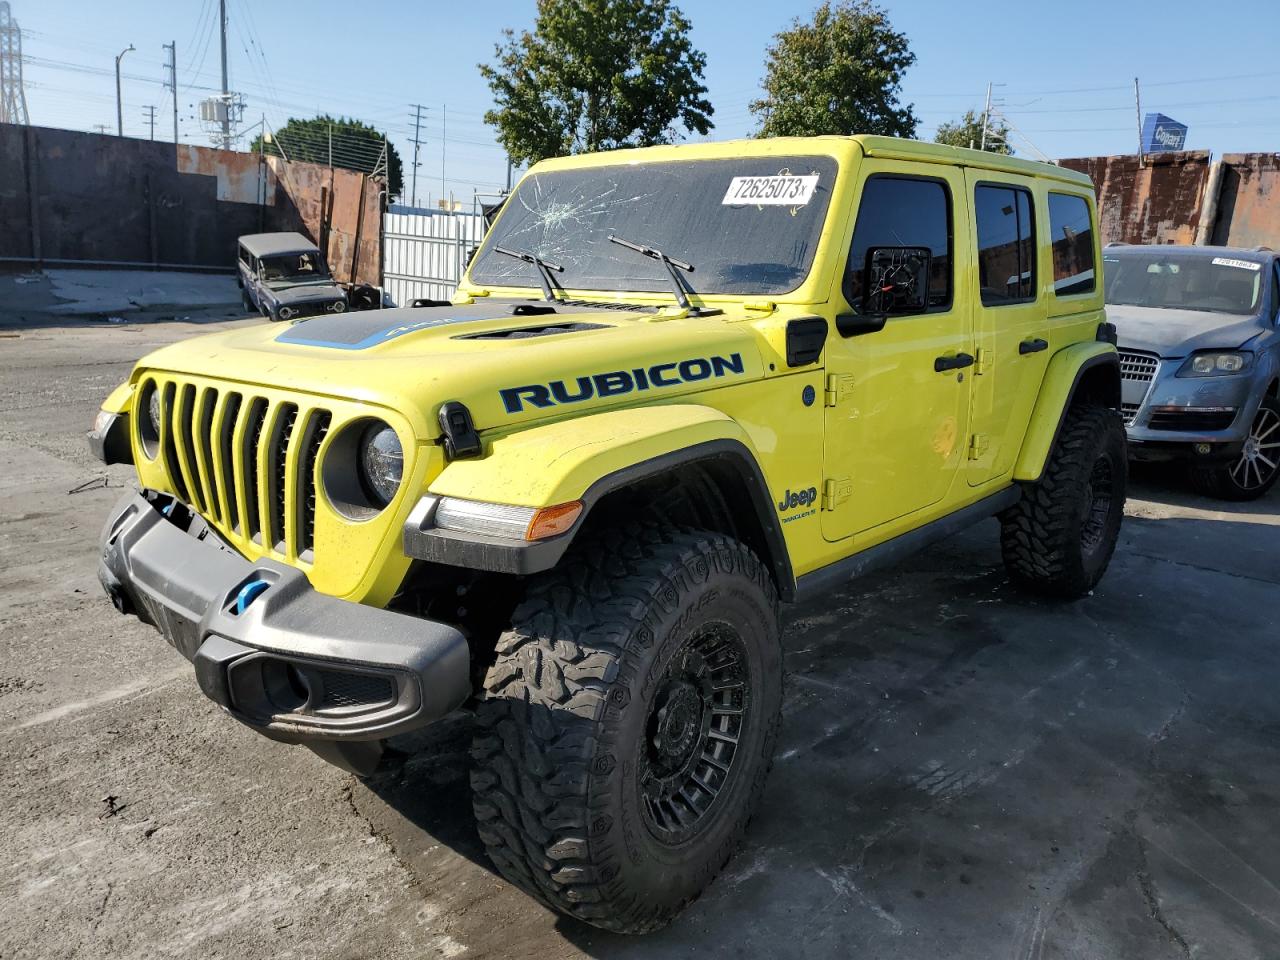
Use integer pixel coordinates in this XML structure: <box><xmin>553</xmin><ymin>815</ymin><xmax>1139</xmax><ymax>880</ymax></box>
<box><xmin>99</xmin><ymin>491</ymin><xmax>471</xmax><ymax>765</ymax></box>
<box><xmin>1128</xmin><ymin>437</ymin><xmax>1246</xmax><ymax>464</ymax></box>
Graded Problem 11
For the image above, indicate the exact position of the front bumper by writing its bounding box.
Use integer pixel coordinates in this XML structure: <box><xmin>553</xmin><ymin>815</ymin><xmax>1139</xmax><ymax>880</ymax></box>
<box><xmin>1121</xmin><ymin>351</ymin><xmax>1254</xmax><ymax>461</ymax></box>
<box><xmin>98</xmin><ymin>490</ymin><xmax>470</xmax><ymax>768</ymax></box>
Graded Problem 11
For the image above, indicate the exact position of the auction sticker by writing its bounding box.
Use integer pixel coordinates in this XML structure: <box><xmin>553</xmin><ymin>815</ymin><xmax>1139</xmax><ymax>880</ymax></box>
<box><xmin>1212</xmin><ymin>257</ymin><xmax>1261</xmax><ymax>271</ymax></box>
<box><xmin>722</xmin><ymin>174</ymin><xmax>819</xmax><ymax>206</ymax></box>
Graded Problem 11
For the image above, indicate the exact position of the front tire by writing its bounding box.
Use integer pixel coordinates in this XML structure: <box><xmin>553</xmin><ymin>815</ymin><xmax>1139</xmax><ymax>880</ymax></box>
<box><xmin>1000</xmin><ymin>404</ymin><xmax>1127</xmax><ymax>598</ymax></box>
<box><xmin>470</xmin><ymin>525</ymin><xmax>782</xmax><ymax>934</ymax></box>
<box><xmin>1188</xmin><ymin>396</ymin><xmax>1280</xmax><ymax>501</ymax></box>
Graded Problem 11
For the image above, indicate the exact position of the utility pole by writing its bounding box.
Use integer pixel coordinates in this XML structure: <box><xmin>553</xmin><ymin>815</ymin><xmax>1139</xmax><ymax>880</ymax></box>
<box><xmin>143</xmin><ymin>104</ymin><xmax>156</xmax><ymax>140</ymax></box>
<box><xmin>506</xmin><ymin>157</ymin><xmax>512</xmax><ymax>193</ymax></box>
<box><xmin>0</xmin><ymin>1</ymin><xmax>31</xmax><ymax>125</ymax></box>
<box><xmin>93</xmin><ymin>123</ymin><xmax>109</xmax><ymax>135</ymax></box>
<box><xmin>115</xmin><ymin>44</ymin><xmax>135</xmax><ymax>136</ymax></box>
<box><xmin>408</xmin><ymin>103</ymin><xmax>426</xmax><ymax>207</ymax></box>
<box><xmin>441</xmin><ymin>103</ymin><xmax>447</xmax><ymax>209</ymax></box>
<box><xmin>163</xmin><ymin>41</ymin><xmax>178</xmax><ymax>143</ymax></box>
<box><xmin>980</xmin><ymin>82</ymin><xmax>993</xmax><ymax>151</ymax></box>
<box><xmin>218</xmin><ymin>0</ymin><xmax>230</xmax><ymax>149</ymax></box>
<box><xmin>1134</xmin><ymin>77</ymin><xmax>1144</xmax><ymax>164</ymax></box>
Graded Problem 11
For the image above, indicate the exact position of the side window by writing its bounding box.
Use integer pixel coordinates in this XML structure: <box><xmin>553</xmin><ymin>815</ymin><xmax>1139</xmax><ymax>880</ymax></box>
<box><xmin>974</xmin><ymin>184</ymin><xmax>1036</xmax><ymax>304</ymax></box>
<box><xmin>845</xmin><ymin>175</ymin><xmax>953</xmax><ymax>315</ymax></box>
<box><xmin>237</xmin><ymin>244</ymin><xmax>249</xmax><ymax>268</ymax></box>
<box><xmin>1048</xmin><ymin>193</ymin><xmax>1096</xmax><ymax>295</ymax></box>
<box><xmin>1272</xmin><ymin>263</ymin><xmax>1280</xmax><ymax>323</ymax></box>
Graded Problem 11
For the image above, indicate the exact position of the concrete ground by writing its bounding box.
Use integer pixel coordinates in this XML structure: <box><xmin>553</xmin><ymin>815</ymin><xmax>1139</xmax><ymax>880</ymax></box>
<box><xmin>2</xmin><ymin>270</ymin><xmax>1279</xmax><ymax>959</ymax></box>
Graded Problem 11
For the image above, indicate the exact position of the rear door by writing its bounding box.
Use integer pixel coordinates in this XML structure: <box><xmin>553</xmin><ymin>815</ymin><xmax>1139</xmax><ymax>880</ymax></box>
<box><xmin>821</xmin><ymin>162</ymin><xmax>974</xmax><ymax>542</ymax></box>
<box><xmin>964</xmin><ymin>173</ymin><xmax>1051</xmax><ymax>483</ymax></box>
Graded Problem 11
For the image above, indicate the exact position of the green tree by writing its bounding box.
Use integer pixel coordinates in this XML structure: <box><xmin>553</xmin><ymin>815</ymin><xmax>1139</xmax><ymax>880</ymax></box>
<box><xmin>750</xmin><ymin>0</ymin><xmax>917</xmax><ymax>139</ymax></box>
<box><xmin>934</xmin><ymin>109</ymin><xmax>1012</xmax><ymax>154</ymax></box>
<box><xmin>252</xmin><ymin>116</ymin><xmax>403</xmax><ymax>198</ymax></box>
<box><xmin>479</xmin><ymin>0</ymin><xmax>713</xmax><ymax>166</ymax></box>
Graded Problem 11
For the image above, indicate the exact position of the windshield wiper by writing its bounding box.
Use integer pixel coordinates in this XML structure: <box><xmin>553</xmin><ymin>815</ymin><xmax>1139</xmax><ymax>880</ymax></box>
<box><xmin>493</xmin><ymin>246</ymin><xmax>564</xmax><ymax>302</ymax></box>
<box><xmin>606</xmin><ymin>234</ymin><xmax>695</xmax><ymax>310</ymax></box>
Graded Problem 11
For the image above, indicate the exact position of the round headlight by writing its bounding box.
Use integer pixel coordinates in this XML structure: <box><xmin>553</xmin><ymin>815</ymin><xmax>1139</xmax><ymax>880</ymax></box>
<box><xmin>278</xmin><ymin>306</ymin><xmax>295</xmax><ymax>321</ymax></box>
<box><xmin>328</xmin><ymin>300</ymin><xmax>347</xmax><ymax>313</ymax></box>
<box><xmin>359</xmin><ymin>423</ymin><xmax>403</xmax><ymax>506</ymax></box>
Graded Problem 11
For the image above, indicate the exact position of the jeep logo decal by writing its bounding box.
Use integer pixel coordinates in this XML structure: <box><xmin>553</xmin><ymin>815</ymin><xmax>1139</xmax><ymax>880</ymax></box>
<box><xmin>500</xmin><ymin>353</ymin><xmax>745</xmax><ymax>414</ymax></box>
<box><xmin>777</xmin><ymin>487</ymin><xmax>818</xmax><ymax>512</ymax></box>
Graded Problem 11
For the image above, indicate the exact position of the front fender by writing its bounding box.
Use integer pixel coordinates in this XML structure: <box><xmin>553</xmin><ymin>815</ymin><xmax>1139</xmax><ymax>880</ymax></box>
<box><xmin>428</xmin><ymin>404</ymin><xmax>758</xmax><ymax>506</ymax></box>
<box><xmin>1013</xmin><ymin>342</ymin><xmax>1120</xmax><ymax>482</ymax></box>
<box><xmin>404</xmin><ymin>404</ymin><xmax>791</xmax><ymax>590</ymax></box>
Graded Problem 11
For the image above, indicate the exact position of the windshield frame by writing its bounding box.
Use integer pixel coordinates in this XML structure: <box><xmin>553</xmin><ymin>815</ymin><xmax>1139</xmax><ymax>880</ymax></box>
<box><xmin>1103</xmin><ymin>250</ymin><xmax>1266</xmax><ymax>316</ymax></box>
<box><xmin>462</xmin><ymin>145</ymin><xmax>851</xmax><ymax>305</ymax></box>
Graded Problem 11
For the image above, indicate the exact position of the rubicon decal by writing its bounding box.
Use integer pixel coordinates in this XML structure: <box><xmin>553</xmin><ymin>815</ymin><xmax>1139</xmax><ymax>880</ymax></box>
<box><xmin>500</xmin><ymin>353</ymin><xmax>745</xmax><ymax>414</ymax></box>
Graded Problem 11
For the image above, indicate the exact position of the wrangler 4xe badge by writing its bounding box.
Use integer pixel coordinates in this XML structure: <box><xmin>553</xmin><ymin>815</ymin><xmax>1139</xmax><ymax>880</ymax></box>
<box><xmin>499</xmin><ymin>353</ymin><xmax>745</xmax><ymax>414</ymax></box>
<box><xmin>777</xmin><ymin>486</ymin><xmax>818</xmax><ymax>524</ymax></box>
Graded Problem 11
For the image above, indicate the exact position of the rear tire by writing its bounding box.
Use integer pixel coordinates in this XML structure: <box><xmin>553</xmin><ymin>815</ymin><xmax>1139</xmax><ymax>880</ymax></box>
<box><xmin>1188</xmin><ymin>397</ymin><xmax>1280</xmax><ymax>501</ymax></box>
<box><xmin>1000</xmin><ymin>404</ymin><xmax>1127</xmax><ymax>598</ymax></box>
<box><xmin>470</xmin><ymin>524</ymin><xmax>781</xmax><ymax>934</ymax></box>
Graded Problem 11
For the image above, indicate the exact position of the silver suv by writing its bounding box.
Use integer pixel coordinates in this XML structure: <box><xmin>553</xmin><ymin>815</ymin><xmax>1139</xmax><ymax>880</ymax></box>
<box><xmin>1105</xmin><ymin>244</ymin><xmax>1280</xmax><ymax>499</ymax></box>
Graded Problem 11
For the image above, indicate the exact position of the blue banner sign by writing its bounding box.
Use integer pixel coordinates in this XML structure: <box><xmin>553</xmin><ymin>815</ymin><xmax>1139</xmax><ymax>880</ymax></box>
<box><xmin>1141</xmin><ymin>113</ymin><xmax>1188</xmax><ymax>153</ymax></box>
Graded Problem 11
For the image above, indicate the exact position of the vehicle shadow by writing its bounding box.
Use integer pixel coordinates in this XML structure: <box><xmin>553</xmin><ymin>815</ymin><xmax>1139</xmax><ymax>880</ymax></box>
<box><xmin>355</xmin><ymin>502</ymin><xmax>1280</xmax><ymax>957</ymax></box>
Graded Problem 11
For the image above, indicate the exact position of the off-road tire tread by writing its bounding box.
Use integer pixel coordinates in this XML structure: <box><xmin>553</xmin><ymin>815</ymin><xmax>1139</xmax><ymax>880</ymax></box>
<box><xmin>1000</xmin><ymin>404</ymin><xmax>1125</xmax><ymax>598</ymax></box>
<box><xmin>470</xmin><ymin>522</ymin><xmax>780</xmax><ymax>934</ymax></box>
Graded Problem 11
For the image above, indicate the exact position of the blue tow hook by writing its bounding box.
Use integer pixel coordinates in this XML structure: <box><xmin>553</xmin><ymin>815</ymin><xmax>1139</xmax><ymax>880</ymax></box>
<box><xmin>233</xmin><ymin>579</ymin><xmax>270</xmax><ymax>615</ymax></box>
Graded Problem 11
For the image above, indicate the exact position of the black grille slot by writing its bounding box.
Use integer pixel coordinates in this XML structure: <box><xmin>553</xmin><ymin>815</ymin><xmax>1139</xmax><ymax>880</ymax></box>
<box><xmin>1148</xmin><ymin>410</ymin><xmax>1236</xmax><ymax>432</ymax></box>
<box><xmin>269</xmin><ymin>404</ymin><xmax>299</xmax><ymax>552</ymax></box>
<box><xmin>297</xmin><ymin>410</ymin><xmax>331</xmax><ymax>559</ymax></box>
<box><xmin>219</xmin><ymin>393</ymin><xmax>242</xmax><ymax>533</ymax></box>
<box><xmin>178</xmin><ymin>384</ymin><xmax>205</xmax><ymax>514</ymax></box>
<box><xmin>196</xmin><ymin>387</ymin><xmax>219</xmax><ymax>523</ymax></box>
<box><xmin>1121</xmin><ymin>402</ymin><xmax>1141</xmax><ymax>426</ymax></box>
<box><xmin>316</xmin><ymin>670</ymin><xmax>394</xmax><ymax>710</ymax></box>
<box><xmin>242</xmin><ymin>398</ymin><xmax>269</xmax><ymax>543</ymax></box>
<box><xmin>160</xmin><ymin>382</ymin><xmax>191</xmax><ymax>506</ymax></box>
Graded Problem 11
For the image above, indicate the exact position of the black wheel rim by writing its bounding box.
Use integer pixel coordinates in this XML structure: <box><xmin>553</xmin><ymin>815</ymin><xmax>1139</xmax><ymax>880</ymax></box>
<box><xmin>638</xmin><ymin>622</ymin><xmax>750</xmax><ymax>845</ymax></box>
<box><xmin>1230</xmin><ymin>406</ymin><xmax>1280</xmax><ymax>491</ymax></box>
<box><xmin>1080</xmin><ymin>454</ymin><xmax>1114</xmax><ymax>554</ymax></box>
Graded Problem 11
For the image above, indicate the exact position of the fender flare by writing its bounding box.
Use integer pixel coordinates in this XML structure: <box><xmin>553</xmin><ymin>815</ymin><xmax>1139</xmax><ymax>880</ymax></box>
<box><xmin>403</xmin><ymin>405</ymin><xmax>795</xmax><ymax>597</ymax></box>
<box><xmin>1013</xmin><ymin>343</ymin><xmax>1120</xmax><ymax>483</ymax></box>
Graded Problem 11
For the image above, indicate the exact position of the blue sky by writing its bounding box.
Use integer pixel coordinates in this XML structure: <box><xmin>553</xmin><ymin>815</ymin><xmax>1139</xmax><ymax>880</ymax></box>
<box><xmin>16</xmin><ymin>0</ymin><xmax>1280</xmax><ymax>203</ymax></box>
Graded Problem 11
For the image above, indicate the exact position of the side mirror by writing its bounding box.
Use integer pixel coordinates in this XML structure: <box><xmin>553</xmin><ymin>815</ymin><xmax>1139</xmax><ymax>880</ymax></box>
<box><xmin>837</xmin><ymin>245</ymin><xmax>932</xmax><ymax>338</ymax></box>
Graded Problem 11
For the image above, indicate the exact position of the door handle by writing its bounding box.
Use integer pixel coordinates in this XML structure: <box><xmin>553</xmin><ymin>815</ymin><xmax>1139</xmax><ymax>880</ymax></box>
<box><xmin>934</xmin><ymin>352</ymin><xmax>975</xmax><ymax>373</ymax></box>
<box><xmin>1019</xmin><ymin>338</ymin><xmax>1049</xmax><ymax>355</ymax></box>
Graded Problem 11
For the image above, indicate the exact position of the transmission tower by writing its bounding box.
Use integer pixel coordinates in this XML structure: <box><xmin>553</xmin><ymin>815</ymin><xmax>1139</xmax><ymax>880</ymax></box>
<box><xmin>0</xmin><ymin>1</ymin><xmax>31</xmax><ymax>125</ymax></box>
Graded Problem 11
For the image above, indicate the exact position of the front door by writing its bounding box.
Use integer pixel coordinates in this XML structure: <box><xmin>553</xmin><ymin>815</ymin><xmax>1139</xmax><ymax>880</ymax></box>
<box><xmin>964</xmin><ymin>173</ymin><xmax>1051</xmax><ymax>484</ymax></box>
<box><xmin>822</xmin><ymin>162</ymin><xmax>974</xmax><ymax>543</ymax></box>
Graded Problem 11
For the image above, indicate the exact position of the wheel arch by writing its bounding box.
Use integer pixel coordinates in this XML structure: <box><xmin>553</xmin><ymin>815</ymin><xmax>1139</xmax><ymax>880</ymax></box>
<box><xmin>1013</xmin><ymin>343</ymin><xmax>1121</xmax><ymax>483</ymax></box>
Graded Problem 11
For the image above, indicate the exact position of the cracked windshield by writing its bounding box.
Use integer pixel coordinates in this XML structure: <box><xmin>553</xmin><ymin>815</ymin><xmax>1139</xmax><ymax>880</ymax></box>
<box><xmin>469</xmin><ymin>155</ymin><xmax>838</xmax><ymax>297</ymax></box>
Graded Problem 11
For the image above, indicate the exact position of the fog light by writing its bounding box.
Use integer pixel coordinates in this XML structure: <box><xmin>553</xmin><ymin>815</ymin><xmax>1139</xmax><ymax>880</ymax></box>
<box><xmin>1195</xmin><ymin>443</ymin><xmax>1212</xmax><ymax>455</ymax></box>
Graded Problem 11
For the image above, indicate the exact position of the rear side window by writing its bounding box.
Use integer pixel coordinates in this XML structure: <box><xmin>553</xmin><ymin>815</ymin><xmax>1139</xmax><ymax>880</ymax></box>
<box><xmin>975</xmin><ymin>184</ymin><xmax>1036</xmax><ymax>304</ymax></box>
<box><xmin>845</xmin><ymin>175</ymin><xmax>953</xmax><ymax>314</ymax></box>
<box><xmin>1048</xmin><ymin>193</ymin><xmax>1096</xmax><ymax>295</ymax></box>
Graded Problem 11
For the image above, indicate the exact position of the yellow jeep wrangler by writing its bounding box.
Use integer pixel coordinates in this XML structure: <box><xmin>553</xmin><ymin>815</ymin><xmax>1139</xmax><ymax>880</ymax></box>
<box><xmin>90</xmin><ymin>135</ymin><xmax>1124</xmax><ymax>933</ymax></box>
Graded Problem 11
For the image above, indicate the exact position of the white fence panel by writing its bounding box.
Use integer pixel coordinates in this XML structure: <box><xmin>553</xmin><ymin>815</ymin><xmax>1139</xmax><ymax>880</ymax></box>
<box><xmin>382</xmin><ymin>204</ymin><xmax>487</xmax><ymax>306</ymax></box>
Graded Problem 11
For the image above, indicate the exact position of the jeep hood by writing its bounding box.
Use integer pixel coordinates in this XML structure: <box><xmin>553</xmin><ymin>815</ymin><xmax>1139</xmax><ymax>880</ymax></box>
<box><xmin>133</xmin><ymin>302</ymin><xmax>768</xmax><ymax>439</ymax></box>
<box><xmin>1107</xmin><ymin>303</ymin><xmax>1265</xmax><ymax>357</ymax></box>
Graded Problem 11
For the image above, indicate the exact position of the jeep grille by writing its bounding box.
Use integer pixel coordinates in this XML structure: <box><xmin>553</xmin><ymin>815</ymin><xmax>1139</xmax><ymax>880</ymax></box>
<box><xmin>142</xmin><ymin>377</ymin><xmax>332</xmax><ymax>563</ymax></box>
